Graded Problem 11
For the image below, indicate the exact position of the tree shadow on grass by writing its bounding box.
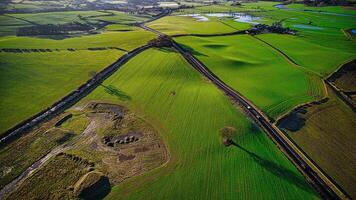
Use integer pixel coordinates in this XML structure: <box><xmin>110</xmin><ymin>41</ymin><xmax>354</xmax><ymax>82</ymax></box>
<box><xmin>101</xmin><ymin>85</ymin><xmax>131</xmax><ymax>101</ymax></box>
<box><xmin>230</xmin><ymin>141</ymin><xmax>315</xmax><ymax>195</ymax></box>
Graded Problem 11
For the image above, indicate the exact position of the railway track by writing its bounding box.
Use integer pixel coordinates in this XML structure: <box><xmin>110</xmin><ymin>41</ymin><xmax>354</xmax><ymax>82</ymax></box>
<box><xmin>171</xmin><ymin>41</ymin><xmax>349</xmax><ymax>200</ymax></box>
<box><xmin>139</xmin><ymin>24</ymin><xmax>350</xmax><ymax>199</ymax></box>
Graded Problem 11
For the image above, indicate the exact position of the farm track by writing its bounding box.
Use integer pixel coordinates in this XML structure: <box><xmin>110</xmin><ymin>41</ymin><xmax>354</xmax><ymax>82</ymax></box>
<box><xmin>0</xmin><ymin>121</ymin><xmax>96</xmax><ymax>199</ymax></box>
<box><xmin>138</xmin><ymin>24</ymin><xmax>349</xmax><ymax>199</ymax></box>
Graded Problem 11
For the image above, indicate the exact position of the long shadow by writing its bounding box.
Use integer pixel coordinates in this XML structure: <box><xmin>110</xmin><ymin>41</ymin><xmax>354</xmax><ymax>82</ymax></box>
<box><xmin>101</xmin><ymin>85</ymin><xmax>131</xmax><ymax>101</ymax></box>
<box><xmin>230</xmin><ymin>141</ymin><xmax>315</xmax><ymax>194</ymax></box>
<box><xmin>79</xmin><ymin>176</ymin><xmax>111</xmax><ymax>200</ymax></box>
<box><xmin>178</xmin><ymin>43</ymin><xmax>208</xmax><ymax>57</ymax></box>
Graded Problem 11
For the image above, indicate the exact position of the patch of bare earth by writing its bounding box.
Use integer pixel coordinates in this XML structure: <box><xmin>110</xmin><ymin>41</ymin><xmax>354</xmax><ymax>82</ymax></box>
<box><xmin>70</xmin><ymin>101</ymin><xmax>169</xmax><ymax>185</ymax></box>
<box><xmin>3</xmin><ymin>101</ymin><xmax>168</xmax><ymax>199</ymax></box>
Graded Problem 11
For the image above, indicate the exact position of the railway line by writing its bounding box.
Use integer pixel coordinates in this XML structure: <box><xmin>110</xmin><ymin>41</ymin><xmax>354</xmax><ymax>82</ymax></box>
<box><xmin>170</xmin><ymin>40</ymin><xmax>349</xmax><ymax>200</ymax></box>
<box><xmin>138</xmin><ymin>24</ymin><xmax>349</xmax><ymax>199</ymax></box>
<box><xmin>0</xmin><ymin>9</ymin><xmax>350</xmax><ymax>199</ymax></box>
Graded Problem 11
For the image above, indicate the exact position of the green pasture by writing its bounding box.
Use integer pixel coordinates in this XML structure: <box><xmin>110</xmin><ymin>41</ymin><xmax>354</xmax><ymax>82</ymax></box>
<box><xmin>285</xmin><ymin>3</ymin><xmax>356</xmax><ymax>15</ymax></box>
<box><xmin>0</xmin><ymin>28</ymin><xmax>155</xmax><ymax>50</ymax></box>
<box><xmin>257</xmin><ymin>33</ymin><xmax>355</xmax><ymax>77</ymax></box>
<box><xmin>9</xmin><ymin>11</ymin><xmax>105</xmax><ymax>25</ymax></box>
<box><xmin>0</xmin><ymin>10</ymin><xmax>152</xmax><ymax>36</ymax></box>
<box><xmin>89</xmin><ymin>10</ymin><xmax>151</xmax><ymax>24</ymax></box>
<box><xmin>175</xmin><ymin>35</ymin><xmax>324</xmax><ymax>119</ymax></box>
<box><xmin>176</xmin><ymin>1</ymin><xmax>279</xmax><ymax>14</ymax></box>
<box><xmin>147</xmin><ymin>15</ymin><xmax>239</xmax><ymax>35</ymax></box>
<box><xmin>0</xmin><ymin>50</ymin><xmax>121</xmax><ymax>135</ymax></box>
<box><xmin>0</xmin><ymin>15</ymin><xmax>31</xmax><ymax>36</ymax></box>
<box><xmin>74</xmin><ymin>48</ymin><xmax>318</xmax><ymax>199</ymax></box>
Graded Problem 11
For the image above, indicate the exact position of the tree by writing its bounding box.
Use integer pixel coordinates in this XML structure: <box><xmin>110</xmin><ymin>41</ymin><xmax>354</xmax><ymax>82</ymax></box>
<box><xmin>219</xmin><ymin>126</ymin><xmax>236</xmax><ymax>146</ymax></box>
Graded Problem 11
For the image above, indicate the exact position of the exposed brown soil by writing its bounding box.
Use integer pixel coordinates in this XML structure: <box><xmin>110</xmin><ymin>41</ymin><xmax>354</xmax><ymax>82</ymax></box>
<box><xmin>70</xmin><ymin>101</ymin><xmax>169</xmax><ymax>185</ymax></box>
<box><xmin>2</xmin><ymin>101</ymin><xmax>168</xmax><ymax>199</ymax></box>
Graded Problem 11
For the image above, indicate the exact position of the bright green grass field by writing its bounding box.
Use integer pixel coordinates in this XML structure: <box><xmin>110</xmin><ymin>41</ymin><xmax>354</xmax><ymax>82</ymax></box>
<box><xmin>0</xmin><ymin>50</ymin><xmax>122</xmax><ymax>135</ymax></box>
<box><xmin>177</xmin><ymin>1</ymin><xmax>279</xmax><ymax>14</ymax></box>
<box><xmin>286</xmin><ymin>3</ymin><xmax>356</xmax><ymax>15</ymax></box>
<box><xmin>246</xmin><ymin>2</ymin><xmax>356</xmax><ymax>77</ymax></box>
<box><xmin>0</xmin><ymin>28</ymin><xmax>156</xmax><ymax>51</ymax></box>
<box><xmin>90</xmin><ymin>10</ymin><xmax>151</xmax><ymax>24</ymax></box>
<box><xmin>147</xmin><ymin>15</ymin><xmax>239</xmax><ymax>35</ymax></box>
<box><xmin>175</xmin><ymin>35</ymin><xmax>324</xmax><ymax>120</ymax></box>
<box><xmin>76</xmin><ymin>48</ymin><xmax>318</xmax><ymax>199</ymax></box>
<box><xmin>8</xmin><ymin>11</ymin><xmax>105</xmax><ymax>25</ymax></box>
<box><xmin>257</xmin><ymin>33</ymin><xmax>355</xmax><ymax>77</ymax></box>
<box><xmin>0</xmin><ymin>15</ymin><xmax>31</xmax><ymax>36</ymax></box>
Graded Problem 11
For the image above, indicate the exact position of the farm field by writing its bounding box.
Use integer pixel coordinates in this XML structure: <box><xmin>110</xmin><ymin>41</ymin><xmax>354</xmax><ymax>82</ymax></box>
<box><xmin>256</xmin><ymin>33</ymin><xmax>355</xmax><ymax>77</ymax></box>
<box><xmin>0</xmin><ymin>50</ymin><xmax>121</xmax><ymax>135</ymax></box>
<box><xmin>147</xmin><ymin>15</ymin><xmax>242</xmax><ymax>35</ymax></box>
<box><xmin>0</xmin><ymin>15</ymin><xmax>155</xmax><ymax>135</ymax></box>
<box><xmin>175</xmin><ymin>35</ymin><xmax>325</xmax><ymax>120</ymax></box>
<box><xmin>72</xmin><ymin>47</ymin><xmax>318</xmax><ymax>199</ymax></box>
<box><xmin>285</xmin><ymin>3</ymin><xmax>356</xmax><ymax>15</ymax></box>
<box><xmin>278</xmin><ymin>85</ymin><xmax>356</xmax><ymax>198</ymax></box>
<box><xmin>1</xmin><ymin>0</ymin><xmax>356</xmax><ymax>199</ymax></box>
<box><xmin>0</xmin><ymin>28</ymin><xmax>155</xmax><ymax>50</ymax></box>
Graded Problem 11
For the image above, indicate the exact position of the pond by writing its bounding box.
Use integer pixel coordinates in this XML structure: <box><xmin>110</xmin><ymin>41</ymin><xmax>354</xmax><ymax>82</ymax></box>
<box><xmin>180</xmin><ymin>14</ymin><xmax>209</xmax><ymax>21</ymax></box>
<box><xmin>205</xmin><ymin>13</ymin><xmax>261</xmax><ymax>24</ymax></box>
<box><xmin>179</xmin><ymin>12</ymin><xmax>261</xmax><ymax>24</ymax></box>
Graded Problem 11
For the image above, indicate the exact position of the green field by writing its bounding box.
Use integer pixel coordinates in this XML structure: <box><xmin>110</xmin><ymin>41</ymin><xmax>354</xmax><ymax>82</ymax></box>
<box><xmin>285</xmin><ymin>3</ymin><xmax>356</xmax><ymax>15</ymax></box>
<box><xmin>89</xmin><ymin>10</ymin><xmax>151</xmax><ymax>24</ymax></box>
<box><xmin>176</xmin><ymin>1</ymin><xmax>279</xmax><ymax>14</ymax></box>
<box><xmin>0</xmin><ymin>27</ymin><xmax>155</xmax><ymax>50</ymax></box>
<box><xmin>0</xmin><ymin>50</ymin><xmax>121</xmax><ymax>134</ymax></box>
<box><xmin>0</xmin><ymin>25</ymin><xmax>155</xmax><ymax>135</ymax></box>
<box><xmin>278</xmin><ymin>86</ymin><xmax>356</xmax><ymax>198</ymax></box>
<box><xmin>257</xmin><ymin>33</ymin><xmax>355</xmax><ymax>77</ymax></box>
<box><xmin>252</xmin><ymin>4</ymin><xmax>356</xmax><ymax>77</ymax></box>
<box><xmin>147</xmin><ymin>15</ymin><xmax>249</xmax><ymax>35</ymax></box>
<box><xmin>176</xmin><ymin>35</ymin><xmax>324</xmax><ymax>119</ymax></box>
<box><xmin>73</xmin><ymin>48</ymin><xmax>318</xmax><ymax>199</ymax></box>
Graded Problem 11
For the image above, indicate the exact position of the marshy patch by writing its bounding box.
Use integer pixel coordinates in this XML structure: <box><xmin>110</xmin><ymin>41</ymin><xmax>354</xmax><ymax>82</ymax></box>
<box><xmin>277</xmin><ymin>98</ymin><xmax>329</xmax><ymax>132</ymax></box>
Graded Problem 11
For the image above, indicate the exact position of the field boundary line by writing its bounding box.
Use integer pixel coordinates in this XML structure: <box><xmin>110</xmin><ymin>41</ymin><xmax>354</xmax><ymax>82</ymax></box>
<box><xmin>251</xmin><ymin>35</ymin><xmax>323</xmax><ymax>77</ymax></box>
